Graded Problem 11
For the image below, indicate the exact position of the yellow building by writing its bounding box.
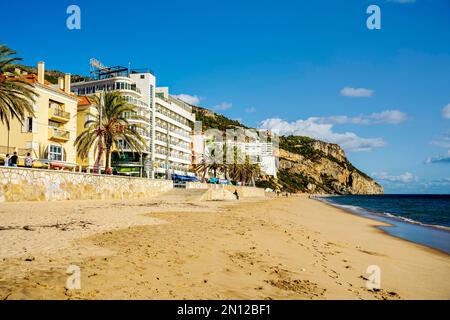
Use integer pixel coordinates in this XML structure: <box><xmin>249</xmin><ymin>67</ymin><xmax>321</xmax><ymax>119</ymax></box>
<box><xmin>0</xmin><ymin>62</ymin><xmax>79</xmax><ymax>169</ymax></box>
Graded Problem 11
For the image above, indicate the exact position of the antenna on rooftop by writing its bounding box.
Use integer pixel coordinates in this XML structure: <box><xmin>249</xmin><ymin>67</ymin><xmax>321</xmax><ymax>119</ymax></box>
<box><xmin>89</xmin><ymin>58</ymin><xmax>128</xmax><ymax>79</ymax></box>
<box><xmin>90</xmin><ymin>58</ymin><xmax>105</xmax><ymax>72</ymax></box>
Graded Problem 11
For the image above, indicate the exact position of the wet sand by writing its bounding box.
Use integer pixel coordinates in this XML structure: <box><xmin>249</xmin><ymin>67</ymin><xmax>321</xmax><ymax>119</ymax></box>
<box><xmin>0</xmin><ymin>191</ymin><xmax>449</xmax><ymax>300</ymax></box>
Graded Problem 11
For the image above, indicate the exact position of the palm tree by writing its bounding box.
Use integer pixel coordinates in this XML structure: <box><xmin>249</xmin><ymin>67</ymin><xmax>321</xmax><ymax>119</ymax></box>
<box><xmin>0</xmin><ymin>45</ymin><xmax>36</xmax><ymax>129</ymax></box>
<box><xmin>194</xmin><ymin>138</ymin><xmax>227</xmax><ymax>182</ymax></box>
<box><xmin>195</xmin><ymin>149</ymin><xmax>226</xmax><ymax>182</ymax></box>
<box><xmin>248</xmin><ymin>163</ymin><xmax>261</xmax><ymax>187</ymax></box>
<box><xmin>75</xmin><ymin>91</ymin><xmax>148</xmax><ymax>172</ymax></box>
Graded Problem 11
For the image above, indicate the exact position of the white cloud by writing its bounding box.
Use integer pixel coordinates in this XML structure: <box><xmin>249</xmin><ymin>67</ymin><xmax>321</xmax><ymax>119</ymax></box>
<box><xmin>430</xmin><ymin>132</ymin><xmax>450</xmax><ymax>149</ymax></box>
<box><xmin>213</xmin><ymin>102</ymin><xmax>233</xmax><ymax>111</ymax></box>
<box><xmin>372</xmin><ymin>172</ymin><xmax>417</xmax><ymax>183</ymax></box>
<box><xmin>258</xmin><ymin>117</ymin><xmax>386</xmax><ymax>152</ymax></box>
<box><xmin>340</xmin><ymin>87</ymin><xmax>374</xmax><ymax>98</ymax></box>
<box><xmin>428</xmin><ymin>131</ymin><xmax>450</xmax><ymax>164</ymax></box>
<box><xmin>245</xmin><ymin>107</ymin><xmax>257</xmax><ymax>113</ymax></box>
<box><xmin>425</xmin><ymin>151</ymin><xmax>450</xmax><ymax>164</ymax></box>
<box><xmin>442</xmin><ymin>104</ymin><xmax>450</xmax><ymax>119</ymax></box>
<box><xmin>173</xmin><ymin>94</ymin><xmax>201</xmax><ymax>105</ymax></box>
<box><xmin>319</xmin><ymin>110</ymin><xmax>408</xmax><ymax>125</ymax></box>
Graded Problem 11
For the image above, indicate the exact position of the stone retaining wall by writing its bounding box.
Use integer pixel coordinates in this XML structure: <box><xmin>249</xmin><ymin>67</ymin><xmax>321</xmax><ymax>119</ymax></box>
<box><xmin>185</xmin><ymin>182</ymin><xmax>265</xmax><ymax>198</ymax></box>
<box><xmin>0</xmin><ymin>167</ymin><xmax>173</xmax><ymax>202</ymax></box>
<box><xmin>185</xmin><ymin>182</ymin><xmax>209</xmax><ymax>190</ymax></box>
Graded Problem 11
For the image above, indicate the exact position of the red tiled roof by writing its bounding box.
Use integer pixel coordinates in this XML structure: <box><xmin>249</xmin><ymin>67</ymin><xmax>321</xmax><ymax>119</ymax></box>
<box><xmin>16</xmin><ymin>74</ymin><xmax>52</xmax><ymax>86</ymax></box>
<box><xmin>77</xmin><ymin>96</ymin><xmax>92</xmax><ymax>106</ymax></box>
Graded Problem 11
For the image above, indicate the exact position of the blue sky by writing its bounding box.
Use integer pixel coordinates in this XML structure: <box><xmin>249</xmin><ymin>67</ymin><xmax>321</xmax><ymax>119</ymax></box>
<box><xmin>1</xmin><ymin>0</ymin><xmax>449</xmax><ymax>193</ymax></box>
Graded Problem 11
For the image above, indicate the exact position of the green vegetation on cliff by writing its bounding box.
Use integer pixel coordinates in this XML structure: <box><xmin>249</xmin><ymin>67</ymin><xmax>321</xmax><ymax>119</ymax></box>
<box><xmin>192</xmin><ymin>106</ymin><xmax>248</xmax><ymax>132</ymax></box>
<box><xmin>13</xmin><ymin>64</ymin><xmax>90</xmax><ymax>84</ymax></box>
<box><xmin>279</xmin><ymin>136</ymin><xmax>323</xmax><ymax>162</ymax></box>
<box><xmin>193</xmin><ymin>108</ymin><xmax>383</xmax><ymax>195</ymax></box>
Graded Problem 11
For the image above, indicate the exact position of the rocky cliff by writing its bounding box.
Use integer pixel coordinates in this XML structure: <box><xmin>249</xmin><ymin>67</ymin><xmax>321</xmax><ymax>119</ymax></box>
<box><xmin>270</xmin><ymin>136</ymin><xmax>384</xmax><ymax>195</ymax></box>
<box><xmin>191</xmin><ymin>107</ymin><xmax>384</xmax><ymax>195</ymax></box>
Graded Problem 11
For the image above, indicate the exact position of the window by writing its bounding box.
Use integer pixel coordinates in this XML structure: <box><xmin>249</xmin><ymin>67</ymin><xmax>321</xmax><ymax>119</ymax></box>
<box><xmin>27</xmin><ymin>117</ymin><xmax>33</xmax><ymax>132</ymax></box>
<box><xmin>49</xmin><ymin>145</ymin><xmax>63</xmax><ymax>161</ymax></box>
<box><xmin>140</xmin><ymin>75</ymin><xmax>145</xmax><ymax>79</ymax></box>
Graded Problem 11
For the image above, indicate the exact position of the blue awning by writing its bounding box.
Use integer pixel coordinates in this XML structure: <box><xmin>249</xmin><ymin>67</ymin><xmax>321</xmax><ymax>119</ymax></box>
<box><xmin>172</xmin><ymin>174</ymin><xmax>199</xmax><ymax>182</ymax></box>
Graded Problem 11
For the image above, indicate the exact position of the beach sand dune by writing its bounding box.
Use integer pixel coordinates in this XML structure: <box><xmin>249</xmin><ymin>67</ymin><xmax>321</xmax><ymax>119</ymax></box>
<box><xmin>0</xmin><ymin>191</ymin><xmax>449</xmax><ymax>300</ymax></box>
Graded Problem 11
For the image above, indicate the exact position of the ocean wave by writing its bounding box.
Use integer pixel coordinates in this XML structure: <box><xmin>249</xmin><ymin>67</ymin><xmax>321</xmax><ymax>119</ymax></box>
<box><xmin>313</xmin><ymin>196</ymin><xmax>450</xmax><ymax>232</ymax></box>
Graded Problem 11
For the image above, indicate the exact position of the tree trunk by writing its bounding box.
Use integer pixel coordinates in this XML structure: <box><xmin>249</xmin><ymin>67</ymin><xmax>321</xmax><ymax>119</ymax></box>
<box><xmin>202</xmin><ymin>161</ymin><xmax>207</xmax><ymax>182</ymax></box>
<box><xmin>93</xmin><ymin>138</ymin><xmax>104</xmax><ymax>174</ymax></box>
<box><xmin>105</xmin><ymin>146</ymin><xmax>111</xmax><ymax>171</ymax></box>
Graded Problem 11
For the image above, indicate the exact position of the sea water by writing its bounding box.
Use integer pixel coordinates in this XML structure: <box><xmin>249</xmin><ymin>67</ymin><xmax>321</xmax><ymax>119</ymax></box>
<box><xmin>316</xmin><ymin>195</ymin><xmax>450</xmax><ymax>254</ymax></box>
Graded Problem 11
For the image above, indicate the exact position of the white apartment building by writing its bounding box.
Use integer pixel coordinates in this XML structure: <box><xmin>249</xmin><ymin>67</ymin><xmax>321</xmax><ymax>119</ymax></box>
<box><xmin>192</xmin><ymin>130</ymin><xmax>278</xmax><ymax>178</ymax></box>
<box><xmin>72</xmin><ymin>63</ymin><xmax>197</xmax><ymax>179</ymax></box>
<box><xmin>71</xmin><ymin>66</ymin><xmax>154</xmax><ymax>176</ymax></box>
<box><xmin>241</xmin><ymin>141</ymin><xmax>277</xmax><ymax>177</ymax></box>
<box><xmin>152</xmin><ymin>87</ymin><xmax>196</xmax><ymax>179</ymax></box>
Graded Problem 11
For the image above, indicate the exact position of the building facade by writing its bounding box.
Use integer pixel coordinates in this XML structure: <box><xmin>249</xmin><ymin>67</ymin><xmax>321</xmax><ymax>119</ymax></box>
<box><xmin>192</xmin><ymin>128</ymin><xmax>278</xmax><ymax>178</ymax></box>
<box><xmin>71</xmin><ymin>64</ymin><xmax>196</xmax><ymax>179</ymax></box>
<box><xmin>151</xmin><ymin>87</ymin><xmax>195</xmax><ymax>179</ymax></box>
<box><xmin>71</xmin><ymin>67</ymin><xmax>154</xmax><ymax>176</ymax></box>
<box><xmin>0</xmin><ymin>62</ymin><xmax>78</xmax><ymax>168</ymax></box>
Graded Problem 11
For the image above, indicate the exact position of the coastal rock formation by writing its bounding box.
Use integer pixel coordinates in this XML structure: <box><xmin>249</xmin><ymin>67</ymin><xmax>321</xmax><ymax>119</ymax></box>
<box><xmin>274</xmin><ymin>136</ymin><xmax>384</xmax><ymax>195</ymax></box>
<box><xmin>191</xmin><ymin>106</ymin><xmax>383</xmax><ymax>195</ymax></box>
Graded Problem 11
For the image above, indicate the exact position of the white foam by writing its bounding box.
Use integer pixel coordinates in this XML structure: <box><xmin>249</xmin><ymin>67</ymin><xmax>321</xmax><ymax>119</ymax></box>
<box><xmin>315</xmin><ymin>196</ymin><xmax>450</xmax><ymax>232</ymax></box>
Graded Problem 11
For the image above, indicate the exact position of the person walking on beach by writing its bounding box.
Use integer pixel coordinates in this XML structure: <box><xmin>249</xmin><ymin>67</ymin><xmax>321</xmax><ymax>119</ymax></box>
<box><xmin>233</xmin><ymin>189</ymin><xmax>240</xmax><ymax>200</ymax></box>
<box><xmin>3</xmin><ymin>154</ymin><xmax>10</xmax><ymax>167</ymax></box>
<box><xmin>10</xmin><ymin>152</ymin><xmax>18</xmax><ymax>167</ymax></box>
<box><xmin>24</xmin><ymin>153</ymin><xmax>33</xmax><ymax>168</ymax></box>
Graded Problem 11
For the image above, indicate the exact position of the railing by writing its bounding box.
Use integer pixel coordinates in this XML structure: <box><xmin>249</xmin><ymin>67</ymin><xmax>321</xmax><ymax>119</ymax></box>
<box><xmin>0</xmin><ymin>146</ymin><xmax>15</xmax><ymax>155</ymax></box>
<box><xmin>155</xmin><ymin>137</ymin><xmax>190</xmax><ymax>150</ymax></box>
<box><xmin>154</xmin><ymin>162</ymin><xmax>190</xmax><ymax>172</ymax></box>
<box><xmin>18</xmin><ymin>148</ymin><xmax>33</xmax><ymax>157</ymax></box>
<box><xmin>49</xmin><ymin>127</ymin><xmax>70</xmax><ymax>140</ymax></box>
<box><xmin>156</xmin><ymin>108</ymin><xmax>190</xmax><ymax>127</ymax></box>
<box><xmin>49</xmin><ymin>103</ymin><xmax>71</xmax><ymax>122</ymax></box>
<box><xmin>170</xmin><ymin>152</ymin><xmax>191</xmax><ymax>161</ymax></box>
<box><xmin>155</xmin><ymin>124</ymin><xmax>190</xmax><ymax>138</ymax></box>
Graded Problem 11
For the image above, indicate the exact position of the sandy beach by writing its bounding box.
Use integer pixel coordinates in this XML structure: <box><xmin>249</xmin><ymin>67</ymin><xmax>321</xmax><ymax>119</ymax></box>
<box><xmin>0</xmin><ymin>190</ymin><xmax>449</xmax><ymax>300</ymax></box>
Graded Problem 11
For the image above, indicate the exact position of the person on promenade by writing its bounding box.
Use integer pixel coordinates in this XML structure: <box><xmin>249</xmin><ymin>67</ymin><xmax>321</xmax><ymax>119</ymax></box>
<box><xmin>10</xmin><ymin>152</ymin><xmax>18</xmax><ymax>167</ymax></box>
<box><xmin>24</xmin><ymin>153</ymin><xmax>33</xmax><ymax>168</ymax></box>
<box><xmin>3</xmin><ymin>154</ymin><xmax>10</xmax><ymax>167</ymax></box>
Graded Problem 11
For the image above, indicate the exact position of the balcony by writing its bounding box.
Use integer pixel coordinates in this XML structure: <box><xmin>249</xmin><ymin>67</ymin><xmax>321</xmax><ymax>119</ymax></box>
<box><xmin>48</xmin><ymin>127</ymin><xmax>70</xmax><ymax>142</ymax></box>
<box><xmin>49</xmin><ymin>105</ymin><xmax>70</xmax><ymax>123</ymax></box>
<box><xmin>0</xmin><ymin>145</ymin><xmax>15</xmax><ymax>155</ymax></box>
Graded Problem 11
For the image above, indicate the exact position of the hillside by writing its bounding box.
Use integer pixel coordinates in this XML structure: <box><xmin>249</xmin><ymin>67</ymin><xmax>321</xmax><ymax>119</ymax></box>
<box><xmin>12</xmin><ymin>64</ymin><xmax>90</xmax><ymax>84</ymax></box>
<box><xmin>192</xmin><ymin>106</ymin><xmax>248</xmax><ymax>131</ymax></box>
<box><xmin>192</xmin><ymin>107</ymin><xmax>383</xmax><ymax>195</ymax></box>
